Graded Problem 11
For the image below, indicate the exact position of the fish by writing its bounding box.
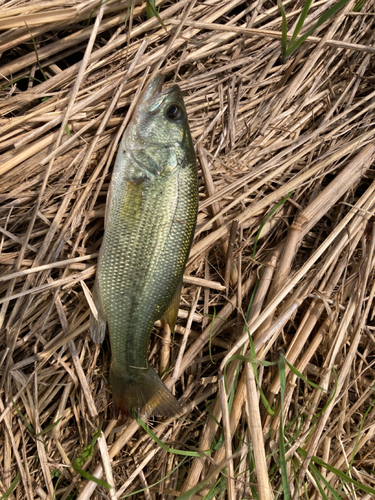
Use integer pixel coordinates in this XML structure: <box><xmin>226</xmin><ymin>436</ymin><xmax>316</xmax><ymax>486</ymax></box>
<box><xmin>90</xmin><ymin>75</ymin><xmax>198</xmax><ymax>419</ymax></box>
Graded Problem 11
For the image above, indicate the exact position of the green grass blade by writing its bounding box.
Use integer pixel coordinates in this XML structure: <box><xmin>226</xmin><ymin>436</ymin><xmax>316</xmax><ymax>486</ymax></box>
<box><xmin>309</xmin><ymin>461</ymin><xmax>341</xmax><ymax>500</ymax></box>
<box><xmin>224</xmin><ymin>354</ymin><xmax>278</xmax><ymax>374</ymax></box>
<box><xmin>218</xmin><ymin>344</ymin><xmax>245</xmax><ymax>448</ymax></box>
<box><xmin>353</xmin><ymin>0</ymin><xmax>366</xmax><ymax>12</ymax></box>
<box><xmin>72</xmin><ymin>430</ymin><xmax>111</xmax><ymax>490</ymax></box>
<box><xmin>275</xmin><ymin>483</ymin><xmax>284</xmax><ymax>499</ymax></box>
<box><xmin>247</xmin><ymin>449</ymin><xmax>260</xmax><ymax>500</ymax></box>
<box><xmin>0</xmin><ymin>472</ymin><xmax>21</xmax><ymax>500</ymax></box>
<box><xmin>87</xmin><ymin>0</ymin><xmax>109</xmax><ymax>25</ymax></box>
<box><xmin>278</xmin><ymin>353</ymin><xmax>290</xmax><ymax>499</ymax></box>
<box><xmin>25</xmin><ymin>23</ymin><xmax>48</xmax><ymax>82</ymax></box>
<box><xmin>277</xmin><ymin>0</ymin><xmax>288</xmax><ymax>62</ymax></box>
<box><xmin>1</xmin><ymin>75</ymin><xmax>44</xmax><ymax>90</ymax></box>
<box><xmin>137</xmin><ymin>416</ymin><xmax>210</xmax><ymax>457</ymax></box>
<box><xmin>284</xmin><ymin>358</ymin><xmax>326</xmax><ymax>391</ymax></box>
<box><xmin>120</xmin><ymin>457</ymin><xmax>187</xmax><ymax>498</ymax></box>
<box><xmin>223</xmin><ymin>353</ymin><xmax>277</xmax><ymax>414</ymax></box>
<box><xmin>145</xmin><ymin>0</ymin><xmax>167</xmax><ymax>31</ymax></box>
<box><xmin>177</xmin><ymin>454</ymin><xmax>237</xmax><ymax>500</ymax></box>
<box><xmin>308</xmin><ymin>0</ymin><xmax>351</xmax><ymax>33</ymax></box>
<box><xmin>36</xmin><ymin>417</ymin><xmax>63</xmax><ymax>437</ymax></box>
<box><xmin>302</xmin><ymin>478</ymin><xmax>309</xmax><ymax>500</ymax></box>
<box><xmin>178</xmin><ymin>479</ymin><xmax>216</xmax><ymax>500</ymax></box>
<box><xmin>289</xmin><ymin>0</ymin><xmax>314</xmax><ymax>46</ymax></box>
<box><xmin>245</xmin><ymin>287</ymin><xmax>256</xmax><ymax>324</ymax></box>
<box><xmin>228</xmin><ymin>349</ymin><xmax>243</xmax><ymax>410</ymax></box>
<box><xmin>11</xmin><ymin>399</ymin><xmax>35</xmax><ymax>435</ymax></box>
<box><xmin>308</xmin><ymin>466</ymin><xmax>330</xmax><ymax>499</ymax></box>
<box><xmin>240</xmin><ymin>304</ymin><xmax>277</xmax><ymax>416</ymax></box>
<box><xmin>289</xmin><ymin>456</ymin><xmax>302</xmax><ymax>499</ymax></box>
<box><xmin>51</xmin><ymin>468</ymin><xmax>64</xmax><ymax>500</ymax></box>
<box><xmin>252</xmin><ymin>191</ymin><xmax>294</xmax><ymax>259</ymax></box>
<box><xmin>146</xmin><ymin>0</ymin><xmax>155</xmax><ymax>19</ymax></box>
<box><xmin>202</xmin><ymin>476</ymin><xmax>227</xmax><ymax>500</ymax></box>
<box><xmin>205</xmin><ymin>401</ymin><xmax>221</xmax><ymax>429</ymax></box>
<box><xmin>258</xmin><ymin>382</ymin><xmax>275</xmax><ymax>416</ymax></box>
<box><xmin>298</xmin><ymin>447</ymin><xmax>375</xmax><ymax>495</ymax></box>
<box><xmin>336</xmin><ymin>397</ymin><xmax>375</xmax><ymax>496</ymax></box>
<box><xmin>284</xmin><ymin>0</ymin><xmax>351</xmax><ymax>60</ymax></box>
<box><xmin>250</xmin><ymin>335</ymin><xmax>278</xmax><ymax>416</ymax></box>
<box><xmin>350</xmin><ymin>397</ymin><xmax>375</xmax><ymax>468</ymax></box>
<box><xmin>72</xmin><ymin>461</ymin><xmax>111</xmax><ymax>490</ymax></box>
<box><xmin>123</xmin><ymin>4</ymin><xmax>131</xmax><ymax>30</ymax></box>
<box><xmin>87</xmin><ymin>5</ymin><xmax>98</xmax><ymax>25</ymax></box>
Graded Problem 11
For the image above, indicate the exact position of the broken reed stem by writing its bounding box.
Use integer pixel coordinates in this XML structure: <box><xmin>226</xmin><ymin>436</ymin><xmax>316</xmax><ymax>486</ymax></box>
<box><xmin>245</xmin><ymin>362</ymin><xmax>273</xmax><ymax>500</ymax></box>
<box><xmin>218</xmin><ymin>375</ymin><xmax>236</xmax><ymax>500</ymax></box>
<box><xmin>171</xmin><ymin>287</ymin><xmax>201</xmax><ymax>385</ymax></box>
<box><xmin>160</xmin><ymin>322</ymin><xmax>172</xmax><ymax>376</ymax></box>
<box><xmin>171</xmin><ymin>20</ymin><xmax>375</xmax><ymax>55</ymax></box>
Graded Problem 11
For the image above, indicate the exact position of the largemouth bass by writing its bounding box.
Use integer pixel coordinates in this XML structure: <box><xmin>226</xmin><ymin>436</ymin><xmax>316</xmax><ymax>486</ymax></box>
<box><xmin>90</xmin><ymin>76</ymin><xmax>198</xmax><ymax>419</ymax></box>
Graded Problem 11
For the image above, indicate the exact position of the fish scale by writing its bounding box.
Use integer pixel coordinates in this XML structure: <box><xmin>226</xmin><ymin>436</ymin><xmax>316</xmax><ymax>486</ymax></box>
<box><xmin>107</xmin><ymin>176</ymin><xmax>180</xmax><ymax>364</ymax></box>
<box><xmin>90</xmin><ymin>76</ymin><xmax>198</xmax><ymax>418</ymax></box>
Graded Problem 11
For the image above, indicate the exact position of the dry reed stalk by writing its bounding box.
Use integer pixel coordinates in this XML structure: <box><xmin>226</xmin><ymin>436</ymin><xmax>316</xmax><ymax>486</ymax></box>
<box><xmin>245</xmin><ymin>363</ymin><xmax>273</xmax><ymax>500</ymax></box>
<box><xmin>2</xmin><ymin>0</ymin><xmax>375</xmax><ymax>498</ymax></box>
<box><xmin>218</xmin><ymin>374</ymin><xmax>236</xmax><ymax>500</ymax></box>
<box><xmin>257</xmin><ymin>143</ymin><xmax>375</xmax><ymax>339</ymax></box>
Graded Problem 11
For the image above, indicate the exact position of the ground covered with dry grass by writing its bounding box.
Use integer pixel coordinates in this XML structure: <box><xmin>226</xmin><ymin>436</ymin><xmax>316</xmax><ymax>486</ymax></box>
<box><xmin>1</xmin><ymin>0</ymin><xmax>375</xmax><ymax>498</ymax></box>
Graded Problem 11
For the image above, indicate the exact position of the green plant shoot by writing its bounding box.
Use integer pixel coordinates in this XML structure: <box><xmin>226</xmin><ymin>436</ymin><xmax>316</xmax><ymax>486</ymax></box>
<box><xmin>278</xmin><ymin>0</ymin><xmax>351</xmax><ymax>63</ymax></box>
<box><xmin>72</xmin><ymin>429</ymin><xmax>111</xmax><ymax>490</ymax></box>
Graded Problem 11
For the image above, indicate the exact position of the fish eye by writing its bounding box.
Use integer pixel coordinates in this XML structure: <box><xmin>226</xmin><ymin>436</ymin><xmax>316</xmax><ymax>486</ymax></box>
<box><xmin>166</xmin><ymin>104</ymin><xmax>183</xmax><ymax>121</ymax></box>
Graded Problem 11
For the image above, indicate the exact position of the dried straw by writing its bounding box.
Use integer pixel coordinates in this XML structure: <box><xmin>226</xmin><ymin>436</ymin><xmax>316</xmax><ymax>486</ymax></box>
<box><xmin>1</xmin><ymin>0</ymin><xmax>375</xmax><ymax>498</ymax></box>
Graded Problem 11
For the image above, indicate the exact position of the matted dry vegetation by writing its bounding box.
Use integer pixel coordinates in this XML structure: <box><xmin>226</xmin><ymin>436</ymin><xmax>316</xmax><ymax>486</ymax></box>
<box><xmin>1</xmin><ymin>0</ymin><xmax>375</xmax><ymax>498</ymax></box>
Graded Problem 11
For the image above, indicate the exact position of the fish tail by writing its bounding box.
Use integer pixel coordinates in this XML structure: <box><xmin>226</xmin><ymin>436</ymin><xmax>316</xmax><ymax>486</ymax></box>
<box><xmin>110</xmin><ymin>365</ymin><xmax>182</xmax><ymax>420</ymax></box>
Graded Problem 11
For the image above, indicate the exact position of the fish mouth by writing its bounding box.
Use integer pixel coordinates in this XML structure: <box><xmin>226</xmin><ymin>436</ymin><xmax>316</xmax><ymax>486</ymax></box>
<box><xmin>149</xmin><ymin>75</ymin><xmax>164</xmax><ymax>97</ymax></box>
<box><xmin>149</xmin><ymin>76</ymin><xmax>180</xmax><ymax>98</ymax></box>
<box><xmin>143</xmin><ymin>75</ymin><xmax>182</xmax><ymax>103</ymax></box>
<box><xmin>135</xmin><ymin>76</ymin><xmax>182</xmax><ymax>119</ymax></box>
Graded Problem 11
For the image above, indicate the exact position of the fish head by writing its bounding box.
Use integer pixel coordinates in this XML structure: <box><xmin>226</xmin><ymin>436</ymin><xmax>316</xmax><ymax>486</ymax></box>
<box><xmin>135</xmin><ymin>75</ymin><xmax>189</xmax><ymax>146</ymax></box>
<box><xmin>124</xmin><ymin>76</ymin><xmax>195</xmax><ymax>177</ymax></box>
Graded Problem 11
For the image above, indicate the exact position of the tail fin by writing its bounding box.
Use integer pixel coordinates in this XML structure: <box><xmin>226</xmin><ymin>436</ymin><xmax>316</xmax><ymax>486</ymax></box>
<box><xmin>110</xmin><ymin>365</ymin><xmax>182</xmax><ymax>420</ymax></box>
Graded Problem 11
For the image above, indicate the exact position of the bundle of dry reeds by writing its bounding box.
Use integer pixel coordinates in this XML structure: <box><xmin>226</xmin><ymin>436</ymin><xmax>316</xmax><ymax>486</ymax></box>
<box><xmin>1</xmin><ymin>0</ymin><xmax>375</xmax><ymax>498</ymax></box>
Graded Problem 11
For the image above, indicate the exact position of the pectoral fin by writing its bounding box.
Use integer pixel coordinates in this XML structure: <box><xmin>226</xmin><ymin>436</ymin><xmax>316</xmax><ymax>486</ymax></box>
<box><xmin>90</xmin><ymin>280</ymin><xmax>107</xmax><ymax>343</ymax></box>
<box><xmin>121</xmin><ymin>180</ymin><xmax>143</xmax><ymax>224</ymax></box>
